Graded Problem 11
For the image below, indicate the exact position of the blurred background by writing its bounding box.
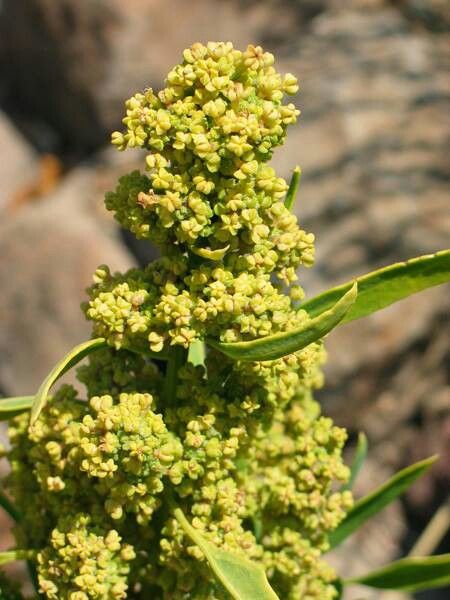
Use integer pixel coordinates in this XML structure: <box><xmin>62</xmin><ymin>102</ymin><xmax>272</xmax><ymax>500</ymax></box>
<box><xmin>0</xmin><ymin>0</ymin><xmax>449</xmax><ymax>598</ymax></box>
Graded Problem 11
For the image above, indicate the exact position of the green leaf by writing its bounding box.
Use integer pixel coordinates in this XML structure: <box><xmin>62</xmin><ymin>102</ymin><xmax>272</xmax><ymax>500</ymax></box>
<box><xmin>192</xmin><ymin>245</ymin><xmax>230</xmax><ymax>261</ymax></box>
<box><xmin>0</xmin><ymin>550</ymin><xmax>35</xmax><ymax>566</ymax></box>
<box><xmin>0</xmin><ymin>496</ymin><xmax>39</xmax><ymax>592</ymax></box>
<box><xmin>342</xmin><ymin>433</ymin><xmax>368</xmax><ymax>492</ymax></box>
<box><xmin>29</xmin><ymin>337</ymin><xmax>107</xmax><ymax>429</ymax></box>
<box><xmin>174</xmin><ymin>508</ymin><xmax>279</xmax><ymax>600</ymax></box>
<box><xmin>0</xmin><ymin>396</ymin><xmax>34</xmax><ymax>421</ymax></box>
<box><xmin>333</xmin><ymin>579</ymin><xmax>344</xmax><ymax>599</ymax></box>
<box><xmin>188</xmin><ymin>340</ymin><xmax>206</xmax><ymax>367</ymax></box>
<box><xmin>329</xmin><ymin>456</ymin><xmax>437</xmax><ymax>548</ymax></box>
<box><xmin>346</xmin><ymin>554</ymin><xmax>450</xmax><ymax>593</ymax></box>
<box><xmin>0</xmin><ymin>492</ymin><xmax>21</xmax><ymax>523</ymax></box>
<box><xmin>207</xmin><ymin>283</ymin><xmax>357</xmax><ymax>362</ymax></box>
<box><xmin>284</xmin><ymin>166</ymin><xmax>301</xmax><ymax>211</ymax></box>
<box><xmin>301</xmin><ymin>250</ymin><xmax>450</xmax><ymax>323</ymax></box>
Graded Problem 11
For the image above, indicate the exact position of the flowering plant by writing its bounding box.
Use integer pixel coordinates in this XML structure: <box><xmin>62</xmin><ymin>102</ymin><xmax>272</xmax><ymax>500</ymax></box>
<box><xmin>1</xmin><ymin>42</ymin><xmax>449</xmax><ymax>600</ymax></box>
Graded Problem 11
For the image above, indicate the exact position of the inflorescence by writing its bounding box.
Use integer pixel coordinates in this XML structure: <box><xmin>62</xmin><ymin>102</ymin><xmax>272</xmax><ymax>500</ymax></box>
<box><xmin>4</xmin><ymin>42</ymin><xmax>352</xmax><ymax>600</ymax></box>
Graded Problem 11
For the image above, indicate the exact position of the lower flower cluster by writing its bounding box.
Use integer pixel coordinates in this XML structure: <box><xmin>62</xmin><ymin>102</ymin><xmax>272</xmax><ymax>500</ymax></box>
<box><xmin>6</xmin><ymin>346</ymin><xmax>351</xmax><ymax>599</ymax></box>
<box><xmin>37</xmin><ymin>515</ymin><xmax>135</xmax><ymax>600</ymax></box>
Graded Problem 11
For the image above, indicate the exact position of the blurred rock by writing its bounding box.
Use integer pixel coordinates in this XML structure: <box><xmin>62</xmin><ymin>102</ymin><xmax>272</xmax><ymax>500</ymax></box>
<box><xmin>397</xmin><ymin>0</ymin><xmax>450</xmax><ymax>31</ymax></box>
<box><xmin>0</xmin><ymin>0</ymin><xmax>299</xmax><ymax>150</ymax></box>
<box><xmin>0</xmin><ymin>165</ymin><xmax>136</xmax><ymax>396</ymax></box>
<box><xmin>0</xmin><ymin>112</ymin><xmax>39</xmax><ymax>211</ymax></box>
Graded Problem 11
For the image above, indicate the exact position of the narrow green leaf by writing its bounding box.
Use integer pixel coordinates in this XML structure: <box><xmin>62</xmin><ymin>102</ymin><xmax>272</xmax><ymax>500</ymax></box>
<box><xmin>301</xmin><ymin>250</ymin><xmax>450</xmax><ymax>323</ymax></box>
<box><xmin>329</xmin><ymin>456</ymin><xmax>437</xmax><ymax>548</ymax></box>
<box><xmin>29</xmin><ymin>337</ymin><xmax>107</xmax><ymax>429</ymax></box>
<box><xmin>0</xmin><ymin>550</ymin><xmax>35</xmax><ymax>566</ymax></box>
<box><xmin>284</xmin><ymin>166</ymin><xmax>301</xmax><ymax>210</ymax></box>
<box><xmin>0</xmin><ymin>396</ymin><xmax>34</xmax><ymax>421</ymax></box>
<box><xmin>342</xmin><ymin>433</ymin><xmax>368</xmax><ymax>491</ymax></box>
<box><xmin>188</xmin><ymin>340</ymin><xmax>206</xmax><ymax>367</ymax></box>
<box><xmin>0</xmin><ymin>494</ymin><xmax>39</xmax><ymax>592</ymax></box>
<box><xmin>346</xmin><ymin>554</ymin><xmax>450</xmax><ymax>593</ymax></box>
<box><xmin>0</xmin><ymin>492</ymin><xmax>21</xmax><ymax>522</ymax></box>
<box><xmin>192</xmin><ymin>245</ymin><xmax>230</xmax><ymax>261</ymax></box>
<box><xmin>207</xmin><ymin>283</ymin><xmax>357</xmax><ymax>362</ymax></box>
<box><xmin>333</xmin><ymin>579</ymin><xmax>344</xmax><ymax>599</ymax></box>
<box><xmin>174</xmin><ymin>508</ymin><xmax>279</xmax><ymax>600</ymax></box>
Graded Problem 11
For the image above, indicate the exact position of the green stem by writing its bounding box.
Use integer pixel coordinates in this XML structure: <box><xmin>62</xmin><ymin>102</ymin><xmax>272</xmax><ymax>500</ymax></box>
<box><xmin>0</xmin><ymin>549</ymin><xmax>37</xmax><ymax>566</ymax></box>
<box><xmin>0</xmin><ymin>492</ymin><xmax>40</xmax><ymax>593</ymax></box>
<box><xmin>0</xmin><ymin>491</ymin><xmax>21</xmax><ymax>522</ymax></box>
<box><xmin>163</xmin><ymin>346</ymin><xmax>187</xmax><ymax>405</ymax></box>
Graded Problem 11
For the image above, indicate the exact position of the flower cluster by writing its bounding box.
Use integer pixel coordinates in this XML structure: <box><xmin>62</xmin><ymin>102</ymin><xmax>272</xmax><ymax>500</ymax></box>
<box><xmin>37</xmin><ymin>514</ymin><xmax>135</xmax><ymax>600</ymax></box>
<box><xmin>79</xmin><ymin>392</ymin><xmax>183</xmax><ymax>524</ymax></box>
<box><xmin>85</xmin><ymin>42</ymin><xmax>315</xmax><ymax>358</ymax></box>
<box><xmin>84</xmin><ymin>261</ymin><xmax>313</xmax><ymax>352</ymax></box>
<box><xmin>3</xmin><ymin>42</ymin><xmax>352</xmax><ymax>600</ymax></box>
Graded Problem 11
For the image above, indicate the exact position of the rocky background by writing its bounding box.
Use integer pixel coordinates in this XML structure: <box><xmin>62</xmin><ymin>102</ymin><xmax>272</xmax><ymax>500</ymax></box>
<box><xmin>0</xmin><ymin>1</ymin><xmax>449</xmax><ymax>598</ymax></box>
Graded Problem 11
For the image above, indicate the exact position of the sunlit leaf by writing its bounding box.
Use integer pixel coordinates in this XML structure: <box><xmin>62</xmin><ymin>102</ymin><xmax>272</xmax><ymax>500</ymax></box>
<box><xmin>174</xmin><ymin>508</ymin><xmax>279</xmax><ymax>600</ymax></box>
<box><xmin>342</xmin><ymin>433</ymin><xmax>368</xmax><ymax>491</ymax></box>
<box><xmin>301</xmin><ymin>250</ymin><xmax>450</xmax><ymax>322</ymax></box>
<box><xmin>0</xmin><ymin>396</ymin><xmax>33</xmax><ymax>421</ymax></box>
<box><xmin>0</xmin><ymin>550</ymin><xmax>35</xmax><ymax>566</ymax></box>
<box><xmin>346</xmin><ymin>554</ymin><xmax>450</xmax><ymax>593</ymax></box>
<box><xmin>29</xmin><ymin>337</ymin><xmax>107</xmax><ymax>429</ymax></box>
<box><xmin>188</xmin><ymin>340</ymin><xmax>206</xmax><ymax>367</ymax></box>
<box><xmin>207</xmin><ymin>283</ymin><xmax>357</xmax><ymax>361</ymax></box>
<box><xmin>284</xmin><ymin>166</ymin><xmax>301</xmax><ymax>211</ymax></box>
<box><xmin>329</xmin><ymin>456</ymin><xmax>437</xmax><ymax>548</ymax></box>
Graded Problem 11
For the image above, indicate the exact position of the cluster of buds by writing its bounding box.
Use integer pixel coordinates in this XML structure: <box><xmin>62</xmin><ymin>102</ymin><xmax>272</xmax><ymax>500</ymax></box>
<box><xmin>4</xmin><ymin>43</ymin><xmax>352</xmax><ymax>599</ymax></box>
<box><xmin>90</xmin><ymin>41</ymin><xmax>314</xmax><ymax>357</ymax></box>
<box><xmin>37</xmin><ymin>514</ymin><xmax>135</xmax><ymax>600</ymax></box>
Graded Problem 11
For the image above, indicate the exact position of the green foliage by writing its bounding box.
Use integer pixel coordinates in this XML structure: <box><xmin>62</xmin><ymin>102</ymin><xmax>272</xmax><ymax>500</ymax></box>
<box><xmin>0</xmin><ymin>396</ymin><xmax>33</xmax><ymax>421</ymax></box>
<box><xmin>346</xmin><ymin>554</ymin><xmax>450</xmax><ymax>593</ymax></box>
<box><xmin>0</xmin><ymin>491</ymin><xmax>20</xmax><ymax>523</ymax></box>
<box><xmin>187</xmin><ymin>339</ymin><xmax>206</xmax><ymax>366</ymax></box>
<box><xmin>329</xmin><ymin>456</ymin><xmax>437</xmax><ymax>548</ymax></box>
<box><xmin>0</xmin><ymin>551</ymin><xmax>34</xmax><ymax>566</ymax></box>
<box><xmin>207</xmin><ymin>283</ymin><xmax>357</xmax><ymax>360</ymax></box>
<box><xmin>174</xmin><ymin>508</ymin><xmax>279</xmax><ymax>600</ymax></box>
<box><xmin>342</xmin><ymin>432</ymin><xmax>368</xmax><ymax>492</ymax></box>
<box><xmin>302</xmin><ymin>249</ymin><xmax>450</xmax><ymax>322</ymax></box>
<box><xmin>29</xmin><ymin>337</ymin><xmax>106</xmax><ymax>429</ymax></box>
